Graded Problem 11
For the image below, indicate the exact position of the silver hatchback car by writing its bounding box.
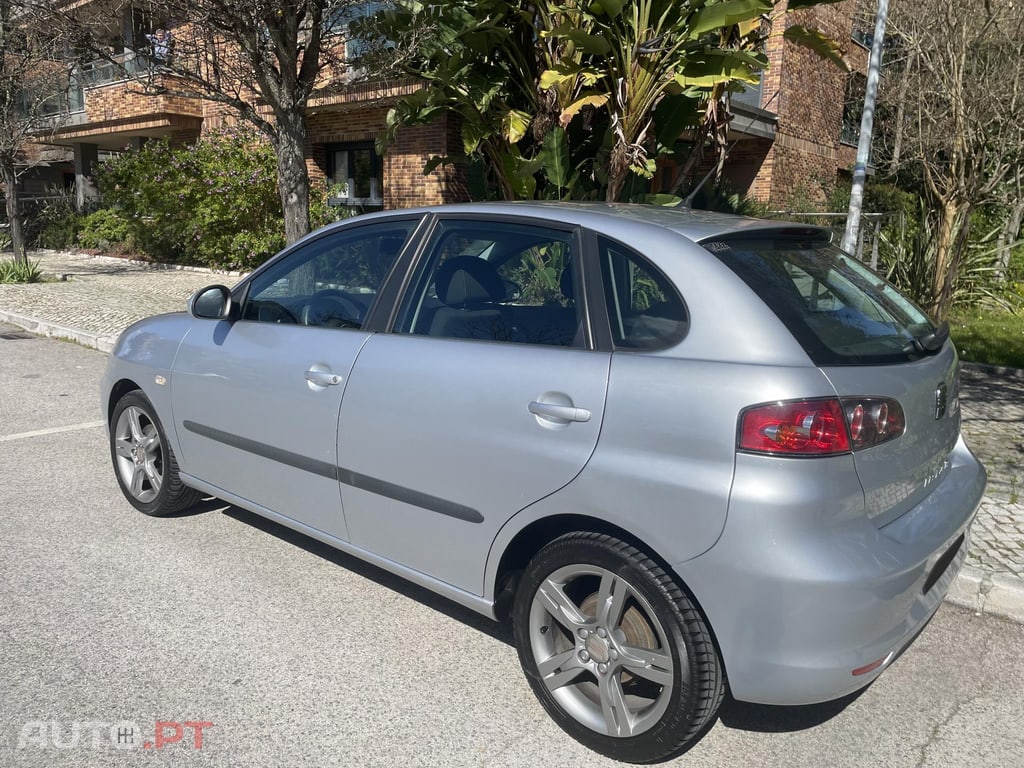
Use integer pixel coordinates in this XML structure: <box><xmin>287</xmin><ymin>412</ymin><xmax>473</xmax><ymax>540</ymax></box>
<box><xmin>102</xmin><ymin>202</ymin><xmax>985</xmax><ymax>763</ymax></box>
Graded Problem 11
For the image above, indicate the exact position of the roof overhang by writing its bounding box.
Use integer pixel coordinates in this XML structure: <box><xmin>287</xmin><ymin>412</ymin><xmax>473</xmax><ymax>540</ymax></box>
<box><xmin>37</xmin><ymin>114</ymin><xmax>203</xmax><ymax>151</ymax></box>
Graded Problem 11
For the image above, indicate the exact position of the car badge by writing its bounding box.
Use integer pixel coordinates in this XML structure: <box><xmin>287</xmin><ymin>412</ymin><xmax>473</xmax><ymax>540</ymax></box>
<box><xmin>934</xmin><ymin>382</ymin><xmax>948</xmax><ymax>419</ymax></box>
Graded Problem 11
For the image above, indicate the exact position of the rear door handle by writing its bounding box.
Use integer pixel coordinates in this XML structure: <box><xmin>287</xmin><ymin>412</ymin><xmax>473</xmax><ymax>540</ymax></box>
<box><xmin>528</xmin><ymin>401</ymin><xmax>591</xmax><ymax>424</ymax></box>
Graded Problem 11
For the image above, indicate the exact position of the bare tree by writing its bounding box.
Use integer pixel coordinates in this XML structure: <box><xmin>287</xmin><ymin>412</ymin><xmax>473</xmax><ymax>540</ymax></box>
<box><xmin>881</xmin><ymin>0</ymin><xmax>1024</xmax><ymax>319</ymax></box>
<box><xmin>0</xmin><ymin>0</ymin><xmax>71</xmax><ymax>263</ymax></box>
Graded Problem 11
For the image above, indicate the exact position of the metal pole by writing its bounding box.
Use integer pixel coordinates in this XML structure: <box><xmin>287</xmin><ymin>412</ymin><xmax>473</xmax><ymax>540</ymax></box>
<box><xmin>841</xmin><ymin>0</ymin><xmax>889</xmax><ymax>254</ymax></box>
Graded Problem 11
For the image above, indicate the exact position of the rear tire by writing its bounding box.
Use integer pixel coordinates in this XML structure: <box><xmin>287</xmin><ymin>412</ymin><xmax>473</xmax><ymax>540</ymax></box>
<box><xmin>110</xmin><ymin>390</ymin><xmax>200</xmax><ymax>516</ymax></box>
<box><xmin>512</xmin><ymin>532</ymin><xmax>724</xmax><ymax>763</ymax></box>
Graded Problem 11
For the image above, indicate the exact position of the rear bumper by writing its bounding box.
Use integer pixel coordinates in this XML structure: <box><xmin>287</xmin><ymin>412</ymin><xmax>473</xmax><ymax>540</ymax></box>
<box><xmin>675</xmin><ymin>435</ymin><xmax>986</xmax><ymax>705</ymax></box>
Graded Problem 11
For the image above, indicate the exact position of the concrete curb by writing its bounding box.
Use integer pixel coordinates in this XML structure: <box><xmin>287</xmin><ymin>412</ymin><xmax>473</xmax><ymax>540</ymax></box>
<box><xmin>0</xmin><ymin>310</ymin><xmax>116</xmax><ymax>354</ymax></box>
<box><xmin>28</xmin><ymin>248</ymin><xmax>247</xmax><ymax>279</ymax></box>
<box><xmin>946</xmin><ymin>564</ymin><xmax>1024</xmax><ymax>624</ymax></box>
<box><xmin>961</xmin><ymin>361</ymin><xmax>1024</xmax><ymax>379</ymax></box>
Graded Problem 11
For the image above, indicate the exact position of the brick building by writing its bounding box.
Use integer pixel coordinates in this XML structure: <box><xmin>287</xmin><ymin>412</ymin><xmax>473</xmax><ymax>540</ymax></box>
<box><xmin>737</xmin><ymin>0</ymin><xmax>872</xmax><ymax>208</ymax></box>
<box><xmin>30</xmin><ymin>1</ymin><xmax>871</xmax><ymax>213</ymax></box>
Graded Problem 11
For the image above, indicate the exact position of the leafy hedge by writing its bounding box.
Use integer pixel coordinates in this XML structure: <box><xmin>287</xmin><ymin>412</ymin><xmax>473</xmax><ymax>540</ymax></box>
<box><xmin>95</xmin><ymin>128</ymin><xmax>287</xmax><ymax>270</ymax></box>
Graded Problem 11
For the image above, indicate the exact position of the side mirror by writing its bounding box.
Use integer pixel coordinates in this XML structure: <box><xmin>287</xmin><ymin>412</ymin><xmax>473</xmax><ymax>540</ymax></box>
<box><xmin>189</xmin><ymin>285</ymin><xmax>236</xmax><ymax>320</ymax></box>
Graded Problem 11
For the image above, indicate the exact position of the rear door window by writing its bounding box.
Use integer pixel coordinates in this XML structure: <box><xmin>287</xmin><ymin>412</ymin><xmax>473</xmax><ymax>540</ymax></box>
<box><xmin>394</xmin><ymin>219</ymin><xmax>584</xmax><ymax>347</ymax></box>
<box><xmin>703</xmin><ymin>232</ymin><xmax>935</xmax><ymax>365</ymax></box>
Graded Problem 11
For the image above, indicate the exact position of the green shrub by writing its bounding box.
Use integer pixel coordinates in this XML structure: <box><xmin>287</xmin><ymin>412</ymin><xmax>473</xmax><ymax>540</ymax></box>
<box><xmin>27</xmin><ymin>195</ymin><xmax>84</xmax><ymax>250</ymax></box>
<box><xmin>96</xmin><ymin>127</ymin><xmax>285</xmax><ymax>269</ymax></box>
<box><xmin>0</xmin><ymin>258</ymin><xmax>43</xmax><ymax>283</ymax></box>
<box><xmin>684</xmin><ymin>182</ymin><xmax>769</xmax><ymax>217</ymax></box>
<box><xmin>77</xmin><ymin>208</ymin><xmax>135</xmax><ymax>252</ymax></box>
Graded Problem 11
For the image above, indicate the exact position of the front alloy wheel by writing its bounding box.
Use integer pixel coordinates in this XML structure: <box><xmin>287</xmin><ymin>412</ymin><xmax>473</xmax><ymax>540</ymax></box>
<box><xmin>513</xmin><ymin>533</ymin><xmax>724</xmax><ymax>763</ymax></box>
<box><xmin>110</xmin><ymin>390</ymin><xmax>199</xmax><ymax>516</ymax></box>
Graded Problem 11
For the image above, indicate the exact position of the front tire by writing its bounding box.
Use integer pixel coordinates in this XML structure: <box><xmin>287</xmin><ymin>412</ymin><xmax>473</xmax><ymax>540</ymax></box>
<box><xmin>512</xmin><ymin>532</ymin><xmax>724</xmax><ymax>763</ymax></box>
<box><xmin>110</xmin><ymin>390</ymin><xmax>200</xmax><ymax>516</ymax></box>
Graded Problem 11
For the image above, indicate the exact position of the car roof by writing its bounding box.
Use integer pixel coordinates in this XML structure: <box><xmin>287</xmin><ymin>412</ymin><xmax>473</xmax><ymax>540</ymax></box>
<box><xmin>355</xmin><ymin>201</ymin><xmax>830</xmax><ymax>244</ymax></box>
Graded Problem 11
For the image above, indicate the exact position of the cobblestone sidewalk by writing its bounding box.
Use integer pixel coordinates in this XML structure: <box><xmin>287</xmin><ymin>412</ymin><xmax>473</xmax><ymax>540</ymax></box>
<box><xmin>959</xmin><ymin>367</ymin><xmax>1024</xmax><ymax>582</ymax></box>
<box><xmin>2</xmin><ymin>248</ymin><xmax>1023</xmax><ymax>621</ymax></box>
<box><xmin>0</xmin><ymin>250</ymin><xmax>238</xmax><ymax>351</ymax></box>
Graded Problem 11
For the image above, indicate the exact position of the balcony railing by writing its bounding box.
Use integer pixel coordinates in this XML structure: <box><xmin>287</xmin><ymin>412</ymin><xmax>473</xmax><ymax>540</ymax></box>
<box><xmin>75</xmin><ymin>53</ymin><xmax>153</xmax><ymax>89</ymax></box>
<box><xmin>31</xmin><ymin>52</ymin><xmax>184</xmax><ymax>133</ymax></box>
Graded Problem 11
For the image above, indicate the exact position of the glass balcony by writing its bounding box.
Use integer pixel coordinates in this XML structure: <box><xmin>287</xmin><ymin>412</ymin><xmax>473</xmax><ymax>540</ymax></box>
<box><xmin>74</xmin><ymin>53</ymin><xmax>154</xmax><ymax>89</ymax></box>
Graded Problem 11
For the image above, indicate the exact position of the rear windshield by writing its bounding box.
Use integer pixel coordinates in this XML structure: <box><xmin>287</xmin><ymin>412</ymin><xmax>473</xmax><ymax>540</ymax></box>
<box><xmin>702</xmin><ymin>231</ymin><xmax>936</xmax><ymax>365</ymax></box>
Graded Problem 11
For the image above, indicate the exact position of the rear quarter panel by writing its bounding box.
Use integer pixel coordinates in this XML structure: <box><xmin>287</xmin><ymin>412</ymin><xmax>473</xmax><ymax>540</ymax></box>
<box><xmin>485</xmin><ymin>358</ymin><xmax>839</xmax><ymax>594</ymax></box>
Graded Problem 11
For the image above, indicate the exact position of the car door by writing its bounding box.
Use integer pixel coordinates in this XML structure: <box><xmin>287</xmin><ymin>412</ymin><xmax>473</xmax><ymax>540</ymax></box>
<box><xmin>336</xmin><ymin>216</ymin><xmax>611</xmax><ymax>594</ymax></box>
<box><xmin>170</xmin><ymin>219</ymin><xmax>417</xmax><ymax>539</ymax></box>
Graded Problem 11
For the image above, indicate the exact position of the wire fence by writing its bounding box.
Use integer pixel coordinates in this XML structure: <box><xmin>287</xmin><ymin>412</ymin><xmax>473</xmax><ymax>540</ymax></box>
<box><xmin>767</xmin><ymin>211</ymin><xmax>898</xmax><ymax>269</ymax></box>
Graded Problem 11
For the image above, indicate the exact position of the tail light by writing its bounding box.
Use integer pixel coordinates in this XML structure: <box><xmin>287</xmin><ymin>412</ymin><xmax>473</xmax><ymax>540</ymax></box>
<box><xmin>738</xmin><ymin>397</ymin><xmax>904</xmax><ymax>457</ymax></box>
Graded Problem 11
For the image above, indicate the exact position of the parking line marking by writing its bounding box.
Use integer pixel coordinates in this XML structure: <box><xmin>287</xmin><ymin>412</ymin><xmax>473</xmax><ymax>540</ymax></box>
<box><xmin>0</xmin><ymin>420</ymin><xmax>105</xmax><ymax>443</ymax></box>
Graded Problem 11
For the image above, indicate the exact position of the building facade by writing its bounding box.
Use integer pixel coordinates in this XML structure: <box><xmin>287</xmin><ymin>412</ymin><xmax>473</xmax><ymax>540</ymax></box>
<box><xmin>30</xmin><ymin>1</ymin><xmax>870</xmax><ymax>213</ymax></box>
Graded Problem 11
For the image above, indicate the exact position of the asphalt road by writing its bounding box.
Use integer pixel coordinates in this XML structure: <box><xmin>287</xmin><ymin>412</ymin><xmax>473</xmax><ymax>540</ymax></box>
<box><xmin>1</xmin><ymin>325</ymin><xmax>1022</xmax><ymax>768</ymax></box>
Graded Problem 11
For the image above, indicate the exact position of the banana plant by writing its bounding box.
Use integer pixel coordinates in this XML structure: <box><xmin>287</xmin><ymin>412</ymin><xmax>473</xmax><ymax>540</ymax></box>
<box><xmin>540</xmin><ymin>0</ymin><xmax>778</xmax><ymax>201</ymax></box>
<box><xmin>368</xmin><ymin>0</ymin><xmax>848</xmax><ymax>203</ymax></box>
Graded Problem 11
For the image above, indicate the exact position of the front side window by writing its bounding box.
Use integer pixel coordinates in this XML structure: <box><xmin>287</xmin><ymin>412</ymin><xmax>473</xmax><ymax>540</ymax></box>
<box><xmin>242</xmin><ymin>222</ymin><xmax>414</xmax><ymax>328</ymax></box>
<box><xmin>598</xmin><ymin>237</ymin><xmax>688</xmax><ymax>349</ymax></box>
<box><xmin>395</xmin><ymin>219</ymin><xmax>583</xmax><ymax>347</ymax></box>
<box><xmin>704</xmin><ymin>232</ymin><xmax>935</xmax><ymax>365</ymax></box>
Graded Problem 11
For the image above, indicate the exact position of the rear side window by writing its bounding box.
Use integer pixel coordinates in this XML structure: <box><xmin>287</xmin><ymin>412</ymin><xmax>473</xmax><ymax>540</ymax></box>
<box><xmin>598</xmin><ymin>237</ymin><xmax>688</xmax><ymax>349</ymax></box>
<box><xmin>704</xmin><ymin>233</ymin><xmax>935</xmax><ymax>365</ymax></box>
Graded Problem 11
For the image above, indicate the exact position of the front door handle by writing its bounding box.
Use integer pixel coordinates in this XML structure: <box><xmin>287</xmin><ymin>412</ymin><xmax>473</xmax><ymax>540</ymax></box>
<box><xmin>528</xmin><ymin>400</ymin><xmax>591</xmax><ymax>424</ymax></box>
<box><xmin>305</xmin><ymin>367</ymin><xmax>343</xmax><ymax>387</ymax></box>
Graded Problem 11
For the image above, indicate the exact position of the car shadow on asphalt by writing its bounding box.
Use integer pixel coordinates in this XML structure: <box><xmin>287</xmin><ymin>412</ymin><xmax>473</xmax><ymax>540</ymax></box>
<box><xmin>205</xmin><ymin>499</ymin><xmax>871</xmax><ymax>738</ymax></box>
<box><xmin>215</xmin><ymin>502</ymin><xmax>515</xmax><ymax>646</ymax></box>
<box><xmin>156</xmin><ymin>497</ymin><xmax>230</xmax><ymax>517</ymax></box>
<box><xmin>717</xmin><ymin>687</ymin><xmax>867</xmax><ymax>733</ymax></box>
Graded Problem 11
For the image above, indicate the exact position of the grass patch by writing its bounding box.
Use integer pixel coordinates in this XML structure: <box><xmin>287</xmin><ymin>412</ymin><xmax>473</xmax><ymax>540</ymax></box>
<box><xmin>950</xmin><ymin>309</ymin><xmax>1024</xmax><ymax>370</ymax></box>
<box><xmin>0</xmin><ymin>258</ymin><xmax>43</xmax><ymax>284</ymax></box>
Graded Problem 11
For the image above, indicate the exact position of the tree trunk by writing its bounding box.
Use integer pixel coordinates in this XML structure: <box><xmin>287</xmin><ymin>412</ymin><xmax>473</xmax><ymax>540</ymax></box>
<box><xmin>930</xmin><ymin>199</ymin><xmax>968</xmax><ymax>321</ymax></box>
<box><xmin>996</xmin><ymin>197</ymin><xmax>1024</xmax><ymax>281</ymax></box>
<box><xmin>888</xmin><ymin>48</ymin><xmax>915</xmax><ymax>172</ymax></box>
<box><xmin>274</xmin><ymin>111</ymin><xmax>311</xmax><ymax>245</ymax></box>
<box><xmin>1</xmin><ymin>159</ymin><xmax>25</xmax><ymax>265</ymax></box>
<box><xmin>605</xmin><ymin>143</ymin><xmax>629</xmax><ymax>203</ymax></box>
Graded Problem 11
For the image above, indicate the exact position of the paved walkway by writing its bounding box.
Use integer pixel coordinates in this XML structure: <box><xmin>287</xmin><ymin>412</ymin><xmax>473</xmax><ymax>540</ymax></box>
<box><xmin>3</xmin><ymin>249</ymin><xmax>1023</xmax><ymax>623</ymax></box>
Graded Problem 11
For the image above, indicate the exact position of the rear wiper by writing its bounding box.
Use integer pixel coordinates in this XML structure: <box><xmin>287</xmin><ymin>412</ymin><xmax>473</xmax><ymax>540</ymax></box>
<box><xmin>906</xmin><ymin>321</ymin><xmax>949</xmax><ymax>355</ymax></box>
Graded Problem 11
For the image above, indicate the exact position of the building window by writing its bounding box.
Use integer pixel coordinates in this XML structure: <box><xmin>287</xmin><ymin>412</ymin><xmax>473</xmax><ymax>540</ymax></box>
<box><xmin>851</xmin><ymin>0</ymin><xmax>875</xmax><ymax>48</ymax></box>
<box><xmin>840</xmin><ymin>72</ymin><xmax>865</xmax><ymax>146</ymax></box>
<box><xmin>327</xmin><ymin>143</ymin><xmax>383</xmax><ymax>208</ymax></box>
<box><xmin>326</xmin><ymin>1</ymin><xmax>390</xmax><ymax>62</ymax></box>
